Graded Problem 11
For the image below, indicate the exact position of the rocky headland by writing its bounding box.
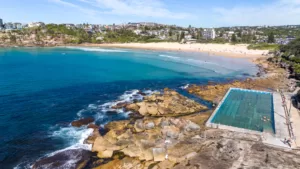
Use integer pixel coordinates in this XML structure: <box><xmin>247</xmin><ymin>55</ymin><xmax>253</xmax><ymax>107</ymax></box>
<box><xmin>32</xmin><ymin>58</ymin><xmax>300</xmax><ymax>169</ymax></box>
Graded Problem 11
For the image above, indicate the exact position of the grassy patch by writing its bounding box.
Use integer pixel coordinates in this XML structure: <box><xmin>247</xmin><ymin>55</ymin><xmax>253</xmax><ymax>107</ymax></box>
<box><xmin>247</xmin><ymin>43</ymin><xmax>279</xmax><ymax>50</ymax></box>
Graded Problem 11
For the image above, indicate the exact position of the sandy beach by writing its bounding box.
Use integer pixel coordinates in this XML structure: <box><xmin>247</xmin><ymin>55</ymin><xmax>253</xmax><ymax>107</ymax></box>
<box><xmin>78</xmin><ymin>42</ymin><xmax>269</xmax><ymax>58</ymax></box>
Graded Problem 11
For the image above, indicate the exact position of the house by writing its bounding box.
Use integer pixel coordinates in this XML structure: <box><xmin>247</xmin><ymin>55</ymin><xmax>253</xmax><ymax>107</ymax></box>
<box><xmin>134</xmin><ymin>29</ymin><xmax>142</xmax><ymax>35</ymax></box>
<box><xmin>28</xmin><ymin>22</ymin><xmax>45</xmax><ymax>28</ymax></box>
<box><xmin>275</xmin><ymin>36</ymin><xmax>296</xmax><ymax>45</ymax></box>
<box><xmin>14</xmin><ymin>23</ymin><xmax>23</xmax><ymax>29</ymax></box>
<box><xmin>184</xmin><ymin>34</ymin><xmax>192</xmax><ymax>40</ymax></box>
<box><xmin>4</xmin><ymin>22</ymin><xmax>14</xmax><ymax>30</ymax></box>
<box><xmin>202</xmin><ymin>28</ymin><xmax>216</xmax><ymax>40</ymax></box>
<box><xmin>64</xmin><ymin>24</ymin><xmax>75</xmax><ymax>29</ymax></box>
<box><xmin>140</xmin><ymin>22</ymin><xmax>157</xmax><ymax>27</ymax></box>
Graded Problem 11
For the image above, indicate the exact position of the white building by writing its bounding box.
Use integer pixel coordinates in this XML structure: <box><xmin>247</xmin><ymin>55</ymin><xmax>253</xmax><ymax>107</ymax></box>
<box><xmin>184</xmin><ymin>34</ymin><xmax>192</xmax><ymax>40</ymax></box>
<box><xmin>134</xmin><ymin>29</ymin><xmax>142</xmax><ymax>35</ymax></box>
<box><xmin>14</xmin><ymin>23</ymin><xmax>23</xmax><ymax>29</ymax></box>
<box><xmin>4</xmin><ymin>22</ymin><xmax>14</xmax><ymax>30</ymax></box>
<box><xmin>202</xmin><ymin>28</ymin><xmax>216</xmax><ymax>40</ymax></box>
<box><xmin>28</xmin><ymin>22</ymin><xmax>45</xmax><ymax>28</ymax></box>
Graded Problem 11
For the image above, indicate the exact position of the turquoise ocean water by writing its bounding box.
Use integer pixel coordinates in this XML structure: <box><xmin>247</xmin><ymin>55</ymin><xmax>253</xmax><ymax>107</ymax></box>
<box><xmin>0</xmin><ymin>47</ymin><xmax>257</xmax><ymax>168</ymax></box>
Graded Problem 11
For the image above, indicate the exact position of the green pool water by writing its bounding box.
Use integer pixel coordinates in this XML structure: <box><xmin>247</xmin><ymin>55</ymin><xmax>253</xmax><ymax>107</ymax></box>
<box><xmin>211</xmin><ymin>88</ymin><xmax>275</xmax><ymax>133</ymax></box>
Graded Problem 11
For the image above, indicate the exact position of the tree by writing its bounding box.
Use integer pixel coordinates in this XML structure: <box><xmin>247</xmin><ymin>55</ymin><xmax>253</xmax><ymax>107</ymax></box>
<box><xmin>219</xmin><ymin>31</ymin><xmax>223</xmax><ymax>37</ymax></box>
<box><xmin>231</xmin><ymin>34</ymin><xmax>237</xmax><ymax>43</ymax></box>
<box><xmin>268</xmin><ymin>32</ymin><xmax>275</xmax><ymax>43</ymax></box>
<box><xmin>197</xmin><ymin>31</ymin><xmax>202</xmax><ymax>39</ymax></box>
<box><xmin>237</xmin><ymin>31</ymin><xmax>242</xmax><ymax>38</ymax></box>
<box><xmin>168</xmin><ymin>30</ymin><xmax>173</xmax><ymax>37</ymax></box>
<box><xmin>180</xmin><ymin>31</ymin><xmax>185</xmax><ymax>40</ymax></box>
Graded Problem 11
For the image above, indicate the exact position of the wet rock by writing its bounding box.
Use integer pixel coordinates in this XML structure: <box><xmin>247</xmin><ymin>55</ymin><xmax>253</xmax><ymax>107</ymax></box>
<box><xmin>111</xmin><ymin>102</ymin><xmax>128</xmax><ymax>109</ymax></box>
<box><xmin>128</xmin><ymin>111</ymin><xmax>144</xmax><ymax>119</ymax></box>
<box><xmin>84</xmin><ymin>128</ymin><xmax>100</xmax><ymax>144</ymax></box>
<box><xmin>71</xmin><ymin>117</ymin><xmax>95</xmax><ymax>127</ymax></box>
<box><xmin>137</xmin><ymin>90</ymin><xmax>147</xmax><ymax>96</ymax></box>
<box><xmin>87</xmin><ymin>123</ymin><xmax>99</xmax><ymax>129</ymax></box>
<box><xmin>32</xmin><ymin>149</ymin><xmax>93</xmax><ymax>169</ymax></box>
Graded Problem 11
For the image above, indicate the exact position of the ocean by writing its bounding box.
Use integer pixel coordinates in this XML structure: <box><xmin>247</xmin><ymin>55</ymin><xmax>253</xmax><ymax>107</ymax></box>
<box><xmin>0</xmin><ymin>47</ymin><xmax>257</xmax><ymax>168</ymax></box>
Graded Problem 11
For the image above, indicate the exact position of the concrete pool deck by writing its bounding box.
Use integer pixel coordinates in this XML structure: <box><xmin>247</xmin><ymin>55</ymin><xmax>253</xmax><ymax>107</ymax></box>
<box><xmin>206</xmin><ymin>88</ymin><xmax>298</xmax><ymax>149</ymax></box>
<box><xmin>284</xmin><ymin>93</ymin><xmax>300</xmax><ymax>149</ymax></box>
<box><xmin>263</xmin><ymin>93</ymin><xmax>290</xmax><ymax>149</ymax></box>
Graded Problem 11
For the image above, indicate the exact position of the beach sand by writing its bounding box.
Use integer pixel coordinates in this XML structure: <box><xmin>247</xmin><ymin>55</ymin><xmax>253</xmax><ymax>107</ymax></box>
<box><xmin>78</xmin><ymin>42</ymin><xmax>269</xmax><ymax>59</ymax></box>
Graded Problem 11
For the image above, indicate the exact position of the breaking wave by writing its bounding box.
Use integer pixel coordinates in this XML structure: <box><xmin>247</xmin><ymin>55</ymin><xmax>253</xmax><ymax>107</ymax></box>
<box><xmin>65</xmin><ymin>47</ymin><xmax>128</xmax><ymax>53</ymax></box>
<box><xmin>159</xmin><ymin>54</ymin><xmax>180</xmax><ymax>59</ymax></box>
<box><xmin>46</xmin><ymin>89</ymin><xmax>156</xmax><ymax>162</ymax></box>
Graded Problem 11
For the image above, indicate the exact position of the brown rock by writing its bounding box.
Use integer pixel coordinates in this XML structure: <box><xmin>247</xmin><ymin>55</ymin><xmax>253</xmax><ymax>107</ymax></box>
<box><xmin>153</xmin><ymin>148</ymin><xmax>167</xmax><ymax>162</ymax></box>
<box><xmin>135</xmin><ymin>90</ymin><xmax>207</xmax><ymax>117</ymax></box>
<box><xmin>125</xmin><ymin>103</ymin><xmax>140</xmax><ymax>112</ymax></box>
<box><xmin>134</xmin><ymin>119</ymin><xmax>145</xmax><ymax>132</ymax></box>
<box><xmin>162</xmin><ymin>126</ymin><xmax>180</xmax><ymax>139</ymax></box>
<box><xmin>92</xmin><ymin>136</ymin><xmax>121</xmax><ymax>158</ymax></box>
<box><xmin>157</xmin><ymin>160</ymin><xmax>176</xmax><ymax>169</ymax></box>
<box><xmin>87</xmin><ymin>123</ymin><xmax>99</xmax><ymax>129</ymax></box>
<box><xmin>71</xmin><ymin>117</ymin><xmax>94</xmax><ymax>127</ymax></box>
<box><xmin>137</xmin><ymin>102</ymin><xmax>148</xmax><ymax>116</ymax></box>
<box><xmin>84</xmin><ymin>128</ymin><xmax>101</xmax><ymax>144</ymax></box>
<box><xmin>111</xmin><ymin>102</ymin><xmax>127</xmax><ymax>109</ymax></box>
<box><xmin>105</xmin><ymin>120</ymin><xmax>129</xmax><ymax>131</ymax></box>
<box><xmin>93</xmin><ymin>157</ymin><xmax>140</xmax><ymax>169</ymax></box>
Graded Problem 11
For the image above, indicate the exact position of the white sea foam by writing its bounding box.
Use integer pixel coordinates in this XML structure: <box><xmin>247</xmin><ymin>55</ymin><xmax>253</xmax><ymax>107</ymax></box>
<box><xmin>29</xmin><ymin>89</ymin><xmax>157</xmax><ymax>169</ymax></box>
<box><xmin>186</xmin><ymin>58</ymin><xmax>219</xmax><ymax>65</ymax></box>
<box><xmin>53</xmin><ymin>89</ymin><xmax>157</xmax><ymax>149</ymax></box>
<box><xmin>159</xmin><ymin>54</ymin><xmax>180</xmax><ymax>59</ymax></box>
<box><xmin>180</xmin><ymin>84</ymin><xmax>190</xmax><ymax>89</ymax></box>
<box><xmin>65</xmin><ymin>46</ymin><xmax>127</xmax><ymax>53</ymax></box>
<box><xmin>51</xmin><ymin>126</ymin><xmax>94</xmax><ymax>152</ymax></box>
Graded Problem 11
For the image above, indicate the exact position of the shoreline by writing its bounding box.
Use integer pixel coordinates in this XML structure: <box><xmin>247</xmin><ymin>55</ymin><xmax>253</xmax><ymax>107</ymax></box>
<box><xmin>1</xmin><ymin>42</ymin><xmax>269</xmax><ymax>59</ymax></box>
<box><xmin>77</xmin><ymin>42</ymin><xmax>269</xmax><ymax>59</ymax></box>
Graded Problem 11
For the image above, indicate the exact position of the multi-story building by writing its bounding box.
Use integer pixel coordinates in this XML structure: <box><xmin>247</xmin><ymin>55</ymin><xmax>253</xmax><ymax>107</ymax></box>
<box><xmin>202</xmin><ymin>28</ymin><xmax>216</xmax><ymax>40</ymax></box>
<box><xmin>0</xmin><ymin>18</ymin><xmax>3</xmax><ymax>27</ymax></box>
<box><xmin>4</xmin><ymin>22</ymin><xmax>14</xmax><ymax>30</ymax></box>
<box><xmin>14</xmin><ymin>23</ymin><xmax>23</xmax><ymax>29</ymax></box>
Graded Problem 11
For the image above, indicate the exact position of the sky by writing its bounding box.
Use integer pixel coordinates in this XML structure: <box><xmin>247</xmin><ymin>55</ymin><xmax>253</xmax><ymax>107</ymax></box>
<box><xmin>0</xmin><ymin>0</ymin><xmax>300</xmax><ymax>27</ymax></box>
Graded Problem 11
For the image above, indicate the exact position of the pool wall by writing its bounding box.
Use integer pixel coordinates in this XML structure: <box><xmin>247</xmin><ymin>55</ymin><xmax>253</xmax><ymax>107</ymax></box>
<box><xmin>206</xmin><ymin>88</ymin><xmax>275</xmax><ymax>135</ymax></box>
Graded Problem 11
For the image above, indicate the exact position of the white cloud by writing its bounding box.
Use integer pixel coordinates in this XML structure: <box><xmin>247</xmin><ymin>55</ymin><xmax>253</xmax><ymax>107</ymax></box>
<box><xmin>78</xmin><ymin>0</ymin><xmax>192</xmax><ymax>19</ymax></box>
<box><xmin>213</xmin><ymin>0</ymin><xmax>300</xmax><ymax>26</ymax></box>
<box><xmin>50</xmin><ymin>0</ymin><xmax>97</xmax><ymax>16</ymax></box>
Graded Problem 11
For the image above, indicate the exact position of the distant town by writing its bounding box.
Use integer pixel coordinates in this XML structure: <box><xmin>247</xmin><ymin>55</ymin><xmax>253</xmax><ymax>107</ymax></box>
<box><xmin>0</xmin><ymin>18</ymin><xmax>299</xmax><ymax>46</ymax></box>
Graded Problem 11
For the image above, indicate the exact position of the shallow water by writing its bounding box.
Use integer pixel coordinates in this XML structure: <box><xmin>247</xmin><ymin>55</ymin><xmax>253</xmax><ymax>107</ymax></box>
<box><xmin>0</xmin><ymin>47</ymin><xmax>257</xmax><ymax>168</ymax></box>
